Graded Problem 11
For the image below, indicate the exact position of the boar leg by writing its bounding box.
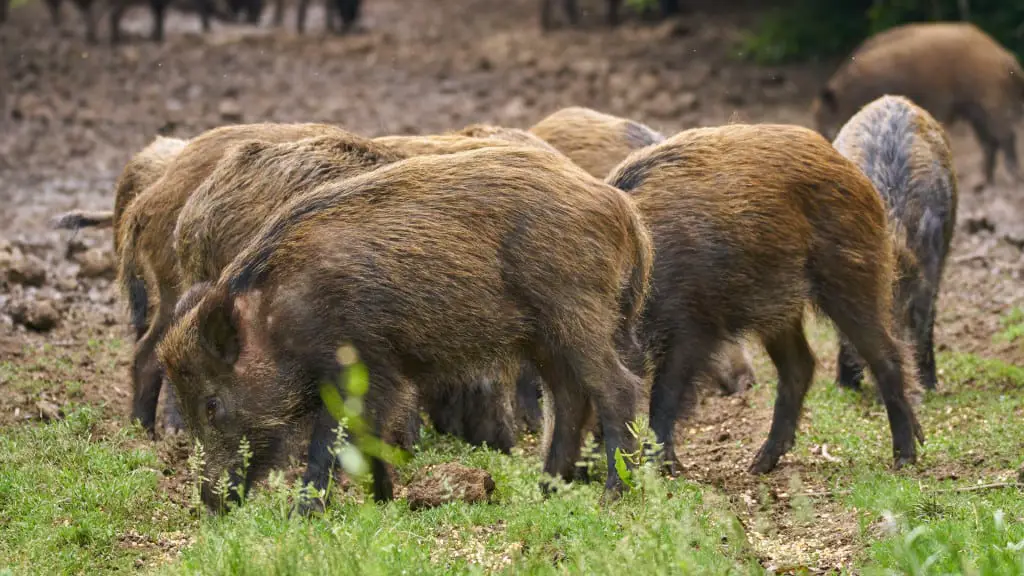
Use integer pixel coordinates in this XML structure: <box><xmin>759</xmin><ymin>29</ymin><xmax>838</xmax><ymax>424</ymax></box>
<box><xmin>965</xmin><ymin>108</ymin><xmax>1001</xmax><ymax>187</ymax></box>
<box><xmin>563</xmin><ymin>0</ymin><xmax>579</xmax><ymax>24</ymax></box>
<box><xmin>595</xmin><ymin>353</ymin><xmax>640</xmax><ymax>497</ymax></box>
<box><xmin>540</xmin><ymin>0</ymin><xmax>555</xmax><ymax>30</ymax></box>
<box><xmin>45</xmin><ymin>0</ymin><xmax>62</xmax><ymax>25</ymax></box>
<box><xmin>294</xmin><ymin>406</ymin><xmax>341</xmax><ymax>515</ymax></box>
<box><xmin>998</xmin><ymin>128</ymin><xmax>1021</xmax><ymax>184</ymax></box>
<box><xmin>824</xmin><ymin>297</ymin><xmax>924</xmax><ymax>469</ymax></box>
<box><xmin>606</xmin><ymin>0</ymin><xmax>621</xmax><ymax>26</ymax></box>
<box><xmin>514</xmin><ymin>364</ymin><xmax>543</xmax><ymax>434</ymax></box>
<box><xmin>295</xmin><ymin>0</ymin><xmax>308</xmax><ymax>33</ymax></box>
<box><xmin>149</xmin><ymin>0</ymin><xmax>167</xmax><ymax>42</ymax></box>
<box><xmin>272</xmin><ymin>0</ymin><xmax>283</xmax><ymax>25</ymax></box>
<box><xmin>907</xmin><ymin>288</ymin><xmax>940</xmax><ymax>391</ymax></box>
<box><xmin>72</xmin><ymin>0</ymin><xmax>96</xmax><ymax>43</ymax></box>
<box><xmin>749</xmin><ymin>319</ymin><xmax>816</xmax><ymax>474</ymax></box>
<box><xmin>109</xmin><ymin>0</ymin><xmax>126</xmax><ymax>44</ymax></box>
<box><xmin>647</xmin><ymin>338</ymin><xmax>708</xmax><ymax>476</ymax></box>
<box><xmin>536</xmin><ymin>359</ymin><xmax>593</xmax><ymax>488</ymax></box>
<box><xmin>835</xmin><ymin>334</ymin><xmax>866</xmax><ymax>390</ymax></box>
<box><xmin>336</xmin><ymin>0</ymin><xmax>358</xmax><ymax>31</ymax></box>
<box><xmin>130</xmin><ymin>285</ymin><xmax>175</xmax><ymax>435</ymax></box>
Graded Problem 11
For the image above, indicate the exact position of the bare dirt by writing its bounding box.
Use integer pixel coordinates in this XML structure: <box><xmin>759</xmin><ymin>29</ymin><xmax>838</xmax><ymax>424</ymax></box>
<box><xmin>2</xmin><ymin>0</ymin><xmax>1023</xmax><ymax>573</ymax></box>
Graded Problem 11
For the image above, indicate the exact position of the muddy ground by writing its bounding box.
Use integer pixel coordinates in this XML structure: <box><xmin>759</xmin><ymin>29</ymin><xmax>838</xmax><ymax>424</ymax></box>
<box><xmin>2</xmin><ymin>0</ymin><xmax>1023</xmax><ymax>571</ymax></box>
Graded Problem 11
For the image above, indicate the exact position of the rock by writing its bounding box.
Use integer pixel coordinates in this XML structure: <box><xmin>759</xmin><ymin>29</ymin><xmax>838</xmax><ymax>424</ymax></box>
<box><xmin>405</xmin><ymin>463</ymin><xmax>495</xmax><ymax>511</ymax></box>
<box><xmin>35</xmin><ymin>399</ymin><xmax>63</xmax><ymax>421</ymax></box>
<box><xmin>7</xmin><ymin>254</ymin><xmax>47</xmax><ymax>287</ymax></box>
<box><xmin>75</xmin><ymin>248</ymin><xmax>115</xmax><ymax>280</ymax></box>
<box><xmin>8</xmin><ymin>298</ymin><xmax>60</xmax><ymax>332</ymax></box>
<box><xmin>963</xmin><ymin>213</ymin><xmax>996</xmax><ymax>235</ymax></box>
<box><xmin>55</xmin><ymin>276</ymin><xmax>79</xmax><ymax>292</ymax></box>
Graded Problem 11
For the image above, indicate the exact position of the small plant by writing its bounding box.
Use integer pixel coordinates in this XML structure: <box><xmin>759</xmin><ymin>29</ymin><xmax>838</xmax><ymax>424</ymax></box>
<box><xmin>318</xmin><ymin>343</ymin><xmax>411</xmax><ymax>500</ymax></box>
<box><xmin>613</xmin><ymin>415</ymin><xmax>662</xmax><ymax>499</ymax></box>
<box><xmin>186</xmin><ymin>439</ymin><xmax>208</xmax><ymax>515</ymax></box>
<box><xmin>575</xmin><ymin>432</ymin><xmax>602</xmax><ymax>482</ymax></box>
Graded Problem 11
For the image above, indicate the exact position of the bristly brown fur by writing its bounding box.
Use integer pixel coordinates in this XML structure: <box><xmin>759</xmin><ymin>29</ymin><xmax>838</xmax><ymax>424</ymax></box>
<box><xmin>529</xmin><ymin>106</ymin><xmax>665</xmax><ymax>179</ymax></box>
<box><xmin>158</xmin><ymin>145</ymin><xmax>653</xmax><ymax>510</ymax></box>
<box><xmin>606</xmin><ymin>122</ymin><xmax>925</xmax><ymax>476</ymax></box>
<box><xmin>174</xmin><ymin>133</ymin><xmax>405</xmax><ymax>288</ymax></box>
<box><xmin>832</xmin><ymin>95</ymin><xmax>959</xmax><ymax>393</ymax></box>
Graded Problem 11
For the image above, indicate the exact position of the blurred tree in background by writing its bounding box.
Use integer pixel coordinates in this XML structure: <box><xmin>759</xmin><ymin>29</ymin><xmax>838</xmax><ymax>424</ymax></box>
<box><xmin>741</xmin><ymin>0</ymin><xmax>1024</xmax><ymax>63</ymax></box>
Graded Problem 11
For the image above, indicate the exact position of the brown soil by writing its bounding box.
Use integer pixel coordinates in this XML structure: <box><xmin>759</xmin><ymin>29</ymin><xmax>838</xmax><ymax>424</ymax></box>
<box><xmin>2</xmin><ymin>0</ymin><xmax>1023</xmax><ymax>573</ymax></box>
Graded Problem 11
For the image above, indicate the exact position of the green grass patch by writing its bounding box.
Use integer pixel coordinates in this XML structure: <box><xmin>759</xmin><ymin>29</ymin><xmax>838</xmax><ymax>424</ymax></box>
<box><xmin>769</xmin><ymin>342</ymin><xmax>1024</xmax><ymax>573</ymax></box>
<box><xmin>2</xmin><ymin>324</ymin><xmax>1023</xmax><ymax>574</ymax></box>
<box><xmin>997</xmin><ymin>307</ymin><xmax>1024</xmax><ymax>344</ymax></box>
<box><xmin>165</xmin><ymin>426</ymin><xmax>761</xmax><ymax>575</ymax></box>
<box><xmin>0</xmin><ymin>406</ymin><xmax>192</xmax><ymax>575</ymax></box>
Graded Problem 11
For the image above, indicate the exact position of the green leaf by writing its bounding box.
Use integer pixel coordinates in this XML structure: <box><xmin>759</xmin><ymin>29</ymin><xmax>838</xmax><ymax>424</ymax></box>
<box><xmin>614</xmin><ymin>447</ymin><xmax>634</xmax><ymax>490</ymax></box>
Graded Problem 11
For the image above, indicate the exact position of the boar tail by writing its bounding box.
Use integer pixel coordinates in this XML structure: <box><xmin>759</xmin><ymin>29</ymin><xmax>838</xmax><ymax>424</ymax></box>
<box><xmin>619</xmin><ymin>206</ymin><xmax>654</xmax><ymax>338</ymax></box>
<box><xmin>52</xmin><ymin>209</ymin><xmax>115</xmax><ymax>230</ymax></box>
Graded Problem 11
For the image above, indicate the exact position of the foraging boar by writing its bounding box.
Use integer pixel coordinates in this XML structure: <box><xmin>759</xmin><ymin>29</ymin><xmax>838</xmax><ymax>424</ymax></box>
<box><xmin>606</xmin><ymin>123</ymin><xmax>924</xmax><ymax>476</ymax></box>
<box><xmin>528</xmin><ymin>106</ymin><xmax>665</xmax><ymax>178</ymax></box>
<box><xmin>158</xmin><ymin>146</ymin><xmax>652</xmax><ymax>513</ymax></box>
<box><xmin>176</xmin><ymin>129</ymin><xmax>548</xmax><ymax>450</ymax></box>
<box><xmin>529</xmin><ymin>106</ymin><xmax>758</xmax><ymax>396</ymax></box>
<box><xmin>832</xmin><ymin>95</ymin><xmax>958</xmax><ymax>392</ymax></box>
<box><xmin>812</xmin><ymin>22</ymin><xmax>1024</xmax><ymax>191</ymax></box>
<box><xmin>118</xmin><ymin>122</ymin><xmax>346</xmax><ymax>437</ymax></box>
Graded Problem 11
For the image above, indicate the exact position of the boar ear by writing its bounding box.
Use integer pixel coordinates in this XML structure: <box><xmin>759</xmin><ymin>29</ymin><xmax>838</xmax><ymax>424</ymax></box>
<box><xmin>200</xmin><ymin>296</ymin><xmax>241</xmax><ymax>366</ymax></box>
<box><xmin>819</xmin><ymin>87</ymin><xmax>837</xmax><ymax>110</ymax></box>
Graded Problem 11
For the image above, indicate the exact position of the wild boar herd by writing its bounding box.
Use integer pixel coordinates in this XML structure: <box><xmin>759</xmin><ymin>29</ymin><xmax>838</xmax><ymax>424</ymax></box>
<box><xmin>52</xmin><ymin>19</ymin><xmax>1024</xmax><ymax>515</ymax></box>
<box><xmin>0</xmin><ymin>0</ymin><xmax>362</xmax><ymax>43</ymax></box>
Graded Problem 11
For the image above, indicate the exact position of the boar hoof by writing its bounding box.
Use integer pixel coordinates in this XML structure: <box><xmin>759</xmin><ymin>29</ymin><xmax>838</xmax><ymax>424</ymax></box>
<box><xmin>600</xmin><ymin>482</ymin><xmax>625</xmax><ymax>505</ymax></box>
<box><xmin>748</xmin><ymin>444</ymin><xmax>783</xmax><ymax>474</ymax></box>
<box><xmin>893</xmin><ymin>453</ymin><xmax>917</xmax><ymax>471</ymax></box>
<box><xmin>291</xmin><ymin>495</ymin><xmax>326</xmax><ymax>517</ymax></box>
<box><xmin>660</xmin><ymin>455</ymin><xmax>682</xmax><ymax>477</ymax></box>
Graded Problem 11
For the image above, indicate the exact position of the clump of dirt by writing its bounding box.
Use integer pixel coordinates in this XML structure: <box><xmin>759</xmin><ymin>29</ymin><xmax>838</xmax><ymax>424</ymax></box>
<box><xmin>405</xmin><ymin>462</ymin><xmax>496</xmax><ymax>511</ymax></box>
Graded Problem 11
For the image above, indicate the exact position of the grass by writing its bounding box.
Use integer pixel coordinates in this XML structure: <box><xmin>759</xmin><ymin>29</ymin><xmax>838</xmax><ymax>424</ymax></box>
<box><xmin>1</xmin><ymin>327</ymin><xmax>1023</xmax><ymax>574</ymax></box>
<box><xmin>0</xmin><ymin>406</ymin><xmax>191</xmax><ymax>574</ymax></box>
<box><xmin>997</xmin><ymin>307</ymin><xmax>1024</xmax><ymax>344</ymax></box>
<box><xmin>792</xmin><ymin>351</ymin><xmax>1024</xmax><ymax>574</ymax></box>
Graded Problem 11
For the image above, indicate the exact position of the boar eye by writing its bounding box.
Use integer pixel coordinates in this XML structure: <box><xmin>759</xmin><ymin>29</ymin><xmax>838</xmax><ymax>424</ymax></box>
<box><xmin>205</xmin><ymin>397</ymin><xmax>224</xmax><ymax>427</ymax></box>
